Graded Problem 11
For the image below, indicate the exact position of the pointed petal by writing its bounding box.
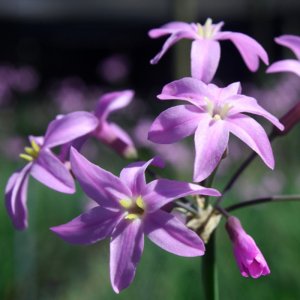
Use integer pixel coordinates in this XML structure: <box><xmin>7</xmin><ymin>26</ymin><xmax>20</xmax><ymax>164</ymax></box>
<box><xmin>43</xmin><ymin>111</ymin><xmax>98</xmax><ymax>148</ymax></box>
<box><xmin>94</xmin><ymin>90</ymin><xmax>134</xmax><ymax>122</ymax></box>
<box><xmin>191</xmin><ymin>39</ymin><xmax>221</xmax><ymax>83</ymax></box>
<box><xmin>149</xmin><ymin>22</ymin><xmax>193</xmax><ymax>38</ymax></box>
<box><xmin>148</xmin><ymin>105</ymin><xmax>202</xmax><ymax>144</ymax></box>
<box><xmin>31</xmin><ymin>150</ymin><xmax>75</xmax><ymax>194</ymax></box>
<box><xmin>150</xmin><ymin>31</ymin><xmax>195</xmax><ymax>64</ymax></box>
<box><xmin>157</xmin><ymin>77</ymin><xmax>211</xmax><ymax>107</ymax></box>
<box><xmin>226</xmin><ymin>95</ymin><xmax>284</xmax><ymax>130</ymax></box>
<box><xmin>145</xmin><ymin>209</ymin><xmax>205</xmax><ymax>256</ymax></box>
<box><xmin>93</xmin><ymin>122</ymin><xmax>137</xmax><ymax>159</ymax></box>
<box><xmin>275</xmin><ymin>35</ymin><xmax>300</xmax><ymax>60</ymax></box>
<box><xmin>218</xmin><ymin>82</ymin><xmax>242</xmax><ymax>100</ymax></box>
<box><xmin>50</xmin><ymin>206</ymin><xmax>122</xmax><ymax>244</ymax></box>
<box><xmin>225</xmin><ymin>114</ymin><xmax>274</xmax><ymax>169</ymax></box>
<box><xmin>5</xmin><ymin>164</ymin><xmax>31</xmax><ymax>230</ymax></box>
<box><xmin>110</xmin><ymin>219</ymin><xmax>144</xmax><ymax>293</ymax></box>
<box><xmin>120</xmin><ymin>157</ymin><xmax>164</xmax><ymax>196</ymax></box>
<box><xmin>143</xmin><ymin>179</ymin><xmax>221</xmax><ymax>212</ymax></box>
<box><xmin>217</xmin><ymin>31</ymin><xmax>269</xmax><ymax>71</ymax></box>
<box><xmin>194</xmin><ymin>116</ymin><xmax>229</xmax><ymax>182</ymax></box>
<box><xmin>70</xmin><ymin>147</ymin><xmax>131</xmax><ymax>207</ymax></box>
<box><xmin>266</xmin><ymin>59</ymin><xmax>300</xmax><ymax>77</ymax></box>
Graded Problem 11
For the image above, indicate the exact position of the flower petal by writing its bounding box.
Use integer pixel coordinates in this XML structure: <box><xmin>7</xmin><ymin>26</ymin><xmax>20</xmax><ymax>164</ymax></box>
<box><xmin>191</xmin><ymin>39</ymin><xmax>221</xmax><ymax>83</ymax></box>
<box><xmin>150</xmin><ymin>31</ymin><xmax>195</xmax><ymax>65</ymax></box>
<box><xmin>217</xmin><ymin>31</ymin><xmax>269</xmax><ymax>71</ymax></box>
<box><xmin>149</xmin><ymin>22</ymin><xmax>194</xmax><ymax>38</ymax></box>
<box><xmin>225</xmin><ymin>113</ymin><xmax>274</xmax><ymax>169</ymax></box>
<box><xmin>31</xmin><ymin>150</ymin><xmax>75</xmax><ymax>194</ymax></box>
<box><xmin>194</xmin><ymin>116</ymin><xmax>229</xmax><ymax>182</ymax></box>
<box><xmin>148</xmin><ymin>105</ymin><xmax>202</xmax><ymax>144</ymax></box>
<box><xmin>94</xmin><ymin>90</ymin><xmax>134</xmax><ymax>122</ymax></box>
<box><xmin>226</xmin><ymin>95</ymin><xmax>284</xmax><ymax>130</ymax></box>
<box><xmin>50</xmin><ymin>206</ymin><xmax>122</xmax><ymax>244</ymax></box>
<box><xmin>43</xmin><ymin>111</ymin><xmax>98</xmax><ymax>148</ymax></box>
<box><xmin>275</xmin><ymin>35</ymin><xmax>300</xmax><ymax>60</ymax></box>
<box><xmin>5</xmin><ymin>164</ymin><xmax>31</xmax><ymax>230</ymax></box>
<box><xmin>144</xmin><ymin>209</ymin><xmax>205</xmax><ymax>256</ymax></box>
<box><xmin>110</xmin><ymin>219</ymin><xmax>144</xmax><ymax>293</ymax></box>
<box><xmin>266</xmin><ymin>59</ymin><xmax>300</xmax><ymax>77</ymax></box>
<box><xmin>120</xmin><ymin>157</ymin><xmax>164</xmax><ymax>196</ymax></box>
<box><xmin>143</xmin><ymin>178</ymin><xmax>221</xmax><ymax>212</ymax></box>
<box><xmin>70</xmin><ymin>147</ymin><xmax>131</xmax><ymax>207</ymax></box>
<box><xmin>157</xmin><ymin>77</ymin><xmax>211</xmax><ymax>107</ymax></box>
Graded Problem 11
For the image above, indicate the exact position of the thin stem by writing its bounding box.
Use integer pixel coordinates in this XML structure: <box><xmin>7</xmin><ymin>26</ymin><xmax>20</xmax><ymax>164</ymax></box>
<box><xmin>226</xmin><ymin>195</ymin><xmax>300</xmax><ymax>212</ymax></box>
<box><xmin>202</xmin><ymin>232</ymin><xmax>219</xmax><ymax>300</ymax></box>
<box><xmin>175</xmin><ymin>200</ymin><xmax>199</xmax><ymax>215</ymax></box>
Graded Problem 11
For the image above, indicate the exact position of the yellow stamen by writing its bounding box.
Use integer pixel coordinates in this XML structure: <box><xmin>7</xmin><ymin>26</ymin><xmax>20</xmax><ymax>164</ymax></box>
<box><xmin>136</xmin><ymin>196</ymin><xmax>145</xmax><ymax>210</ymax></box>
<box><xmin>197</xmin><ymin>23</ymin><xmax>204</xmax><ymax>37</ymax></box>
<box><xmin>25</xmin><ymin>147</ymin><xmax>35</xmax><ymax>156</ymax></box>
<box><xmin>19</xmin><ymin>153</ymin><xmax>34</xmax><ymax>161</ymax></box>
<box><xmin>204</xmin><ymin>96</ymin><xmax>214</xmax><ymax>116</ymax></box>
<box><xmin>213</xmin><ymin>114</ymin><xmax>221</xmax><ymax>121</ymax></box>
<box><xmin>125</xmin><ymin>213</ymin><xmax>139</xmax><ymax>220</ymax></box>
<box><xmin>119</xmin><ymin>199</ymin><xmax>132</xmax><ymax>209</ymax></box>
<box><xmin>220</xmin><ymin>103</ymin><xmax>233</xmax><ymax>119</ymax></box>
<box><xmin>31</xmin><ymin>140</ymin><xmax>40</xmax><ymax>153</ymax></box>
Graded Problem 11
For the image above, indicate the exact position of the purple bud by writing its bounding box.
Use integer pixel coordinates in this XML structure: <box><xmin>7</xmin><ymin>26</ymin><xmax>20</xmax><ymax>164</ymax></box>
<box><xmin>226</xmin><ymin>216</ymin><xmax>270</xmax><ymax>278</ymax></box>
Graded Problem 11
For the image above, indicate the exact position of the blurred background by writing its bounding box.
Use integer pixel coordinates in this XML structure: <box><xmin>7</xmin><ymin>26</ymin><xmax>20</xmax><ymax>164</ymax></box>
<box><xmin>1</xmin><ymin>0</ymin><xmax>300</xmax><ymax>299</ymax></box>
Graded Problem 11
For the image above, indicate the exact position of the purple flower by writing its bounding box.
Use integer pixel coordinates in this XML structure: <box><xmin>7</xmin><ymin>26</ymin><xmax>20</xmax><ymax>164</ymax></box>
<box><xmin>51</xmin><ymin>148</ymin><xmax>220</xmax><ymax>293</ymax></box>
<box><xmin>5</xmin><ymin>111</ymin><xmax>98</xmax><ymax>230</ymax></box>
<box><xmin>149</xmin><ymin>18</ymin><xmax>268</xmax><ymax>83</ymax></box>
<box><xmin>267</xmin><ymin>35</ymin><xmax>300</xmax><ymax>77</ymax></box>
<box><xmin>148</xmin><ymin>77</ymin><xmax>284</xmax><ymax>182</ymax></box>
<box><xmin>226</xmin><ymin>216</ymin><xmax>270</xmax><ymax>278</ymax></box>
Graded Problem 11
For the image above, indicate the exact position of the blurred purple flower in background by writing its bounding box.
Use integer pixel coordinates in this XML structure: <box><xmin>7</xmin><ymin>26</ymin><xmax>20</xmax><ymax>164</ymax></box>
<box><xmin>5</xmin><ymin>111</ymin><xmax>98</xmax><ymax>230</ymax></box>
<box><xmin>148</xmin><ymin>78</ymin><xmax>283</xmax><ymax>182</ymax></box>
<box><xmin>51</xmin><ymin>148</ymin><xmax>220</xmax><ymax>293</ymax></box>
<box><xmin>149</xmin><ymin>18</ymin><xmax>268</xmax><ymax>83</ymax></box>
<box><xmin>226</xmin><ymin>216</ymin><xmax>270</xmax><ymax>278</ymax></box>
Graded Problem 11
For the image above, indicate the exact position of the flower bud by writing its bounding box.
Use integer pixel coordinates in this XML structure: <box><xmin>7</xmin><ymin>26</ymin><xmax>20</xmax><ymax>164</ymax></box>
<box><xmin>226</xmin><ymin>216</ymin><xmax>270</xmax><ymax>278</ymax></box>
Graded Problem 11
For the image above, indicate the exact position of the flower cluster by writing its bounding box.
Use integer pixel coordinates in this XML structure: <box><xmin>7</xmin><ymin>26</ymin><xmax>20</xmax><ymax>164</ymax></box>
<box><xmin>5</xmin><ymin>17</ymin><xmax>300</xmax><ymax>295</ymax></box>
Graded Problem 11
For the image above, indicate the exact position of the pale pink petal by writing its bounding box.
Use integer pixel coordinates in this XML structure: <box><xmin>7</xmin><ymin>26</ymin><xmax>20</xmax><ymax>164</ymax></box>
<box><xmin>266</xmin><ymin>59</ymin><xmax>300</xmax><ymax>77</ymax></box>
<box><xmin>191</xmin><ymin>39</ymin><xmax>221</xmax><ymax>83</ymax></box>
<box><xmin>225</xmin><ymin>114</ymin><xmax>274</xmax><ymax>169</ymax></box>
<box><xmin>31</xmin><ymin>150</ymin><xmax>75</xmax><ymax>194</ymax></box>
<box><xmin>120</xmin><ymin>157</ymin><xmax>164</xmax><ymax>196</ymax></box>
<box><xmin>194</xmin><ymin>116</ymin><xmax>229</xmax><ymax>182</ymax></box>
<box><xmin>275</xmin><ymin>35</ymin><xmax>300</xmax><ymax>60</ymax></box>
<box><xmin>5</xmin><ymin>164</ymin><xmax>31</xmax><ymax>230</ymax></box>
<box><xmin>43</xmin><ymin>111</ymin><xmax>98</xmax><ymax>148</ymax></box>
<box><xmin>70</xmin><ymin>147</ymin><xmax>131</xmax><ymax>207</ymax></box>
<box><xmin>110</xmin><ymin>219</ymin><xmax>144</xmax><ymax>293</ymax></box>
<box><xmin>218</xmin><ymin>82</ymin><xmax>242</xmax><ymax>100</ymax></box>
<box><xmin>226</xmin><ymin>95</ymin><xmax>284</xmax><ymax>130</ymax></box>
<box><xmin>94</xmin><ymin>90</ymin><xmax>134</xmax><ymax>122</ymax></box>
<box><xmin>148</xmin><ymin>105</ymin><xmax>202</xmax><ymax>144</ymax></box>
<box><xmin>217</xmin><ymin>31</ymin><xmax>269</xmax><ymax>71</ymax></box>
<box><xmin>157</xmin><ymin>77</ymin><xmax>212</xmax><ymax>107</ymax></box>
<box><xmin>143</xmin><ymin>179</ymin><xmax>221</xmax><ymax>212</ymax></box>
<box><xmin>149</xmin><ymin>22</ymin><xmax>194</xmax><ymax>38</ymax></box>
<box><xmin>150</xmin><ymin>31</ymin><xmax>196</xmax><ymax>65</ymax></box>
<box><xmin>144</xmin><ymin>209</ymin><xmax>205</xmax><ymax>256</ymax></box>
<box><xmin>50</xmin><ymin>206</ymin><xmax>123</xmax><ymax>244</ymax></box>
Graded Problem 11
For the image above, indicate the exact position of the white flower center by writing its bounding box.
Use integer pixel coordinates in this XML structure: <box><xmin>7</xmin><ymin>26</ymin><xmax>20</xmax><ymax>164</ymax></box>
<box><xmin>197</xmin><ymin>18</ymin><xmax>215</xmax><ymax>39</ymax></box>
<box><xmin>204</xmin><ymin>97</ymin><xmax>232</xmax><ymax>121</ymax></box>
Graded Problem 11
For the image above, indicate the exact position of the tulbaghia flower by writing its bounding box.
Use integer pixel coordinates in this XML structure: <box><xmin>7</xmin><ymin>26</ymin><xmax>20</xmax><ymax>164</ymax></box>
<box><xmin>267</xmin><ymin>35</ymin><xmax>300</xmax><ymax>77</ymax></box>
<box><xmin>148</xmin><ymin>77</ymin><xmax>284</xmax><ymax>182</ymax></box>
<box><xmin>51</xmin><ymin>148</ymin><xmax>220</xmax><ymax>293</ymax></box>
<box><xmin>5</xmin><ymin>112</ymin><xmax>98</xmax><ymax>230</ymax></box>
<box><xmin>149</xmin><ymin>18</ymin><xmax>268</xmax><ymax>83</ymax></box>
<box><xmin>226</xmin><ymin>216</ymin><xmax>270</xmax><ymax>278</ymax></box>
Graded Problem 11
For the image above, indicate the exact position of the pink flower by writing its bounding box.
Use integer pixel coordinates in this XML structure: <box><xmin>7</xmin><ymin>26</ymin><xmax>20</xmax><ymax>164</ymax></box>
<box><xmin>51</xmin><ymin>148</ymin><xmax>221</xmax><ymax>293</ymax></box>
<box><xmin>149</xmin><ymin>18</ymin><xmax>268</xmax><ymax>83</ymax></box>
<box><xmin>148</xmin><ymin>78</ymin><xmax>284</xmax><ymax>182</ymax></box>
<box><xmin>226</xmin><ymin>216</ymin><xmax>270</xmax><ymax>278</ymax></box>
<box><xmin>267</xmin><ymin>35</ymin><xmax>300</xmax><ymax>77</ymax></box>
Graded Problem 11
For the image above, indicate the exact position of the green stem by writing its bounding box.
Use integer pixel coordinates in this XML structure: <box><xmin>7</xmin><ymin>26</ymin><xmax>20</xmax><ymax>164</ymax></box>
<box><xmin>202</xmin><ymin>232</ymin><xmax>219</xmax><ymax>300</ymax></box>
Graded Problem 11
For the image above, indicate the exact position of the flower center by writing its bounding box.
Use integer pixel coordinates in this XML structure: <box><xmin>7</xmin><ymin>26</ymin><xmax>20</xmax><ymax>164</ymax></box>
<box><xmin>19</xmin><ymin>139</ymin><xmax>40</xmax><ymax>162</ymax></box>
<box><xmin>197</xmin><ymin>18</ymin><xmax>215</xmax><ymax>39</ymax></box>
<box><xmin>119</xmin><ymin>196</ymin><xmax>145</xmax><ymax>220</ymax></box>
<box><xmin>204</xmin><ymin>97</ymin><xmax>232</xmax><ymax>121</ymax></box>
